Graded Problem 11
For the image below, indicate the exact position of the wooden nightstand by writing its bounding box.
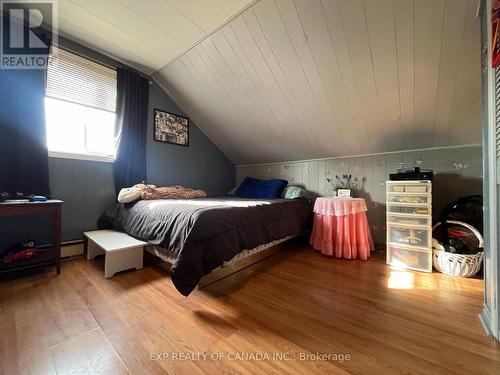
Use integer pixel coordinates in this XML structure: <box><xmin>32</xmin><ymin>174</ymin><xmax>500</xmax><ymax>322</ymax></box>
<box><xmin>0</xmin><ymin>200</ymin><xmax>63</xmax><ymax>275</ymax></box>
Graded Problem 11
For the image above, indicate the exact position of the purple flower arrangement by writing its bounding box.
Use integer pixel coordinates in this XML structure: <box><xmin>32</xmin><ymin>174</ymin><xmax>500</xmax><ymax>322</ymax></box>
<box><xmin>326</xmin><ymin>174</ymin><xmax>359</xmax><ymax>191</ymax></box>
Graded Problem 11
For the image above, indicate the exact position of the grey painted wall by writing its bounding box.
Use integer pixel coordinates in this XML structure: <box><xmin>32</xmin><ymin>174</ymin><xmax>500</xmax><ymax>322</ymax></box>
<box><xmin>0</xmin><ymin>37</ymin><xmax>235</xmax><ymax>249</ymax></box>
<box><xmin>49</xmin><ymin>158</ymin><xmax>115</xmax><ymax>242</ymax></box>
<box><xmin>147</xmin><ymin>83</ymin><xmax>234</xmax><ymax>193</ymax></box>
<box><xmin>236</xmin><ymin>145</ymin><xmax>483</xmax><ymax>247</ymax></box>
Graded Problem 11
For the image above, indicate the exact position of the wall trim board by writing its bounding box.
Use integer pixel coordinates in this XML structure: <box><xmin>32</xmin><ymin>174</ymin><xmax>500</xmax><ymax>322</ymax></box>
<box><xmin>236</xmin><ymin>144</ymin><xmax>482</xmax><ymax>167</ymax></box>
<box><xmin>479</xmin><ymin>308</ymin><xmax>493</xmax><ymax>337</ymax></box>
<box><xmin>58</xmin><ymin>34</ymin><xmax>156</xmax><ymax>76</ymax></box>
<box><xmin>481</xmin><ymin>0</ymin><xmax>499</xmax><ymax>340</ymax></box>
<box><xmin>49</xmin><ymin>152</ymin><xmax>115</xmax><ymax>164</ymax></box>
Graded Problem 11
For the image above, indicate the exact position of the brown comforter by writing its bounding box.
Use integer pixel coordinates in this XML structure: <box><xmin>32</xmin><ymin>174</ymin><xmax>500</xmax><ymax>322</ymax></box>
<box><xmin>138</xmin><ymin>184</ymin><xmax>207</xmax><ymax>200</ymax></box>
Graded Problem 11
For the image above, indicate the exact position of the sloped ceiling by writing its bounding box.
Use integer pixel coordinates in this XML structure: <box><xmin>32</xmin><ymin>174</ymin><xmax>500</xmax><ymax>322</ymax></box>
<box><xmin>56</xmin><ymin>0</ymin><xmax>482</xmax><ymax>165</ymax></box>
<box><xmin>153</xmin><ymin>0</ymin><xmax>482</xmax><ymax>165</ymax></box>
<box><xmin>56</xmin><ymin>0</ymin><xmax>256</xmax><ymax>74</ymax></box>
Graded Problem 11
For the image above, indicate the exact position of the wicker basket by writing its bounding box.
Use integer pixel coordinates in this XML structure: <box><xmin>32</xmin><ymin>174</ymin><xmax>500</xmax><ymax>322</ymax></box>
<box><xmin>432</xmin><ymin>220</ymin><xmax>484</xmax><ymax>277</ymax></box>
<box><xmin>432</xmin><ymin>249</ymin><xmax>483</xmax><ymax>277</ymax></box>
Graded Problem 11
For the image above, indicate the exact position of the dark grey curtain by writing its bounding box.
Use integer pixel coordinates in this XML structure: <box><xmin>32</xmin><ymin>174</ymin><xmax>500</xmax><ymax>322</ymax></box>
<box><xmin>0</xmin><ymin>64</ymin><xmax>50</xmax><ymax>196</ymax></box>
<box><xmin>113</xmin><ymin>68</ymin><xmax>149</xmax><ymax>194</ymax></box>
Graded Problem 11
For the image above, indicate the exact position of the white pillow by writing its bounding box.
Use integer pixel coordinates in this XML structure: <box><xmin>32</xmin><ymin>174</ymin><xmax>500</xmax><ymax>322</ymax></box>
<box><xmin>118</xmin><ymin>187</ymin><xmax>142</xmax><ymax>203</ymax></box>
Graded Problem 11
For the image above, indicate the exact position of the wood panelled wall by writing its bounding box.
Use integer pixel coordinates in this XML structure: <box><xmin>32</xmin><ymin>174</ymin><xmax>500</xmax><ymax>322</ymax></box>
<box><xmin>158</xmin><ymin>0</ymin><xmax>481</xmax><ymax>165</ymax></box>
<box><xmin>236</xmin><ymin>145</ymin><xmax>483</xmax><ymax>246</ymax></box>
<box><xmin>56</xmin><ymin>0</ymin><xmax>255</xmax><ymax>74</ymax></box>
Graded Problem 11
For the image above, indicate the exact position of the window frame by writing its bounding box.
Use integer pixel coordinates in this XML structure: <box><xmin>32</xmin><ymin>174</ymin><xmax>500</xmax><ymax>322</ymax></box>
<box><xmin>48</xmin><ymin>150</ymin><xmax>115</xmax><ymax>163</ymax></box>
<box><xmin>45</xmin><ymin>46</ymin><xmax>118</xmax><ymax>163</ymax></box>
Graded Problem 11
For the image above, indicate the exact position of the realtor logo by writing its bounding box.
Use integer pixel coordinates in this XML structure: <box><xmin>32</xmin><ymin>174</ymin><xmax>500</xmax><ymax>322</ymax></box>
<box><xmin>1</xmin><ymin>0</ymin><xmax>57</xmax><ymax>69</ymax></box>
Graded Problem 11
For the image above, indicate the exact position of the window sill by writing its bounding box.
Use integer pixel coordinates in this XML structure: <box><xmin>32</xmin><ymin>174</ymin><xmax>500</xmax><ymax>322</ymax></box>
<box><xmin>49</xmin><ymin>151</ymin><xmax>115</xmax><ymax>163</ymax></box>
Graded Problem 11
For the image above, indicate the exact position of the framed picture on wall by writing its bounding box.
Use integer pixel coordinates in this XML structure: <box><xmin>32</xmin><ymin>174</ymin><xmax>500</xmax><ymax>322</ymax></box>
<box><xmin>153</xmin><ymin>109</ymin><xmax>189</xmax><ymax>146</ymax></box>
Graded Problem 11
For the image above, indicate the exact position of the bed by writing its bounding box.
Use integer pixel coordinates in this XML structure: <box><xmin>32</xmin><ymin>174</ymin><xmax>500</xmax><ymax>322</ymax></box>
<box><xmin>110</xmin><ymin>196</ymin><xmax>312</xmax><ymax>296</ymax></box>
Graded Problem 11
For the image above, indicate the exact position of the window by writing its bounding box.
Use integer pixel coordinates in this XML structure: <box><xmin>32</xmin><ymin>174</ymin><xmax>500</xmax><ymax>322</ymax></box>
<box><xmin>45</xmin><ymin>47</ymin><xmax>117</xmax><ymax>161</ymax></box>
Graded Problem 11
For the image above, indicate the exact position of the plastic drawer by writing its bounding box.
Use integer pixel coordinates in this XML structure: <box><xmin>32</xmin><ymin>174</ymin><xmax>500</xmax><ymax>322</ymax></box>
<box><xmin>387</xmin><ymin>224</ymin><xmax>431</xmax><ymax>249</ymax></box>
<box><xmin>386</xmin><ymin>214</ymin><xmax>431</xmax><ymax>227</ymax></box>
<box><xmin>386</xmin><ymin>193</ymin><xmax>431</xmax><ymax>205</ymax></box>
<box><xmin>387</xmin><ymin>204</ymin><xmax>431</xmax><ymax>215</ymax></box>
<box><xmin>387</xmin><ymin>246</ymin><xmax>432</xmax><ymax>272</ymax></box>
<box><xmin>386</xmin><ymin>181</ymin><xmax>431</xmax><ymax>194</ymax></box>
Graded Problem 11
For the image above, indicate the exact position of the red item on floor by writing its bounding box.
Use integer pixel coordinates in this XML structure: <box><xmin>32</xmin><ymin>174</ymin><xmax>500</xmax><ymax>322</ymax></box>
<box><xmin>2</xmin><ymin>248</ymin><xmax>37</xmax><ymax>263</ymax></box>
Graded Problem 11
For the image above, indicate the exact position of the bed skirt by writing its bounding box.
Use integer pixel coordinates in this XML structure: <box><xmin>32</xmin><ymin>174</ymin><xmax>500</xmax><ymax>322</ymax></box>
<box><xmin>146</xmin><ymin>235</ymin><xmax>296</xmax><ymax>268</ymax></box>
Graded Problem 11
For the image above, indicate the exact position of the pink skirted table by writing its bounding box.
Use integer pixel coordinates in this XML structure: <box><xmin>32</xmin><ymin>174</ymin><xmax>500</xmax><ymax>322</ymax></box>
<box><xmin>310</xmin><ymin>197</ymin><xmax>374</xmax><ymax>260</ymax></box>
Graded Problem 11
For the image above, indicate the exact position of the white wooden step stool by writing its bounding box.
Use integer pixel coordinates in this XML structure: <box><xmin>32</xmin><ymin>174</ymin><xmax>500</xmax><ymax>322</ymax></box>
<box><xmin>84</xmin><ymin>230</ymin><xmax>148</xmax><ymax>278</ymax></box>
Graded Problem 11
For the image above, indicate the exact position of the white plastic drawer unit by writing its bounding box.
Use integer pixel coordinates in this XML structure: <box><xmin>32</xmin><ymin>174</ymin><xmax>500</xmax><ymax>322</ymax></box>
<box><xmin>386</xmin><ymin>180</ymin><xmax>432</xmax><ymax>272</ymax></box>
<box><xmin>387</xmin><ymin>246</ymin><xmax>432</xmax><ymax>272</ymax></box>
<box><xmin>387</xmin><ymin>223</ymin><xmax>431</xmax><ymax>249</ymax></box>
<box><xmin>386</xmin><ymin>213</ymin><xmax>432</xmax><ymax>227</ymax></box>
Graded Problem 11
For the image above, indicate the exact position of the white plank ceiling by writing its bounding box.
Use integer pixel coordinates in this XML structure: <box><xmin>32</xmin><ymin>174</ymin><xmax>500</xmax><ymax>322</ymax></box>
<box><xmin>56</xmin><ymin>0</ymin><xmax>256</xmax><ymax>74</ymax></box>
<box><xmin>56</xmin><ymin>0</ymin><xmax>482</xmax><ymax>165</ymax></box>
<box><xmin>154</xmin><ymin>0</ymin><xmax>482</xmax><ymax>165</ymax></box>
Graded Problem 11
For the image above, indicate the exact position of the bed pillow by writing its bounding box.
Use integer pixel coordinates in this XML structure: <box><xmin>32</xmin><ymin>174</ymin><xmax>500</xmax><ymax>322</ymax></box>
<box><xmin>227</xmin><ymin>186</ymin><xmax>238</xmax><ymax>195</ymax></box>
<box><xmin>281</xmin><ymin>186</ymin><xmax>305</xmax><ymax>199</ymax></box>
<box><xmin>117</xmin><ymin>186</ymin><xmax>143</xmax><ymax>203</ymax></box>
<box><xmin>235</xmin><ymin>177</ymin><xmax>288</xmax><ymax>199</ymax></box>
<box><xmin>117</xmin><ymin>183</ymin><xmax>157</xmax><ymax>203</ymax></box>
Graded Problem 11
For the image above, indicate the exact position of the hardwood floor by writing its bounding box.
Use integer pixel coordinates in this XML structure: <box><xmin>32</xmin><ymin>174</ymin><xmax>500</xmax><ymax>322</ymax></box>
<box><xmin>0</xmin><ymin>242</ymin><xmax>499</xmax><ymax>374</ymax></box>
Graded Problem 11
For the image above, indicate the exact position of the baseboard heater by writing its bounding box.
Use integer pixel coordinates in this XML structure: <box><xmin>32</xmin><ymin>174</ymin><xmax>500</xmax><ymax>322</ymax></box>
<box><xmin>37</xmin><ymin>239</ymin><xmax>85</xmax><ymax>258</ymax></box>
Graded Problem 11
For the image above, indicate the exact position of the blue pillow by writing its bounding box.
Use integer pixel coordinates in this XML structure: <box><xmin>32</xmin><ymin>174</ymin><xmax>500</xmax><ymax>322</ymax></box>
<box><xmin>235</xmin><ymin>177</ymin><xmax>288</xmax><ymax>199</ymax></box>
